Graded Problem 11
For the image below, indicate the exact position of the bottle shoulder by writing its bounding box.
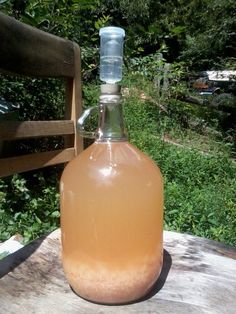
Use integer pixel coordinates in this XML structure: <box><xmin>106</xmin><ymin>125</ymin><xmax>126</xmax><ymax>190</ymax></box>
<box><xmin>62</xmin><ymin>141</ymin><xmax>162</xmax><ymax>178</ymax></box>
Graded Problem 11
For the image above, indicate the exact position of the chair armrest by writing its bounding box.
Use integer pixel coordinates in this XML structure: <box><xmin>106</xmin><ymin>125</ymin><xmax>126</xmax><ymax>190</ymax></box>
<box><xmin>0</xmin><ymin>12</ymin><xmax>76</xmax><ymax>77</ymax></box>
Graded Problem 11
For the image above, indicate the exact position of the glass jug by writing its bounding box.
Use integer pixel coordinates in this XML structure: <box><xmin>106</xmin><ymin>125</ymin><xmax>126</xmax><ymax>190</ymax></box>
<box><xmin>60</xmin><ymin>83</ymin><xmax>163</xmax><ymax>304</ymax></box>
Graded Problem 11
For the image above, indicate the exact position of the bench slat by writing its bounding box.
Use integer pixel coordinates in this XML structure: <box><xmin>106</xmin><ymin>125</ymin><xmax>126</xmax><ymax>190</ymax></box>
<box><xmin>0</xmin><ymin>120</ymin><xmax>75</xmax><ymax>140</ymax></box>
<box><xmin>0</xmin><ymin>148</ymin><xmax>75</xmax><ymax>177</ymax></box>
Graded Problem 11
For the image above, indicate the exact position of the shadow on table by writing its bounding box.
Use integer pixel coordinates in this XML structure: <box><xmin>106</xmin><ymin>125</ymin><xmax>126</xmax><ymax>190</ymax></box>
<box><xmin>0</xmin><ymin>234</ymin><xmax>47</xmax><ymax>278</ymax></box>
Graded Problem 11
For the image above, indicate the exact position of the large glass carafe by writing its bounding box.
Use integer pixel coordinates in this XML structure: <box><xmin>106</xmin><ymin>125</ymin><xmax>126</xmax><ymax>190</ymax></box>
<box><xmin>60</xmin><ymin>84</ymin><xmax>163</xmax><ymax>304</ymax></box>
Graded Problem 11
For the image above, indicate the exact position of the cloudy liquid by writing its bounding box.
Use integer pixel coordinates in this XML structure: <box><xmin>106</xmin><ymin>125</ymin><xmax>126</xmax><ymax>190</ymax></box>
<box><xmin>60</xmin><ymin>141</ymin><xmax>163</xmax><ymax>304</ymax></box>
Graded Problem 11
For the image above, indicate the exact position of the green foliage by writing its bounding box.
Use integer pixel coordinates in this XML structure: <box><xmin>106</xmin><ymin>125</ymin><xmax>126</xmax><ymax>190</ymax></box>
<box><xmin>129</xmin><ymin>53</ymin><xmax>166</xmax><ymax>79</ymax></box>
<box><xmin>0</xmin><ymin>76</ymin><xmax>64</xmax><ymax>121</ymax></box>
<box><xmin>0</xmin><ymin>170</ymin><xmax>60</xmax><ymax>243</ymax></box>
<box><xmin>122</xmin><ymin>75</ymin><xmax>236</xmax><ymax>245</ymax></box>
<box><xmin>179</xmin><ymin>0</ymin><xmax>236</xmax><ymax>69</ymax></box>
<box><xmin>99</xmin><ymin>0</ymin><xmax>180</xmax><ymax>59</ymax></box>
<box><xmin>162</xmin><ymin>144</ymin><xmax>235</xmax><ymax>245</ymax></box>
<box><xmin>1</xmin><ymin>0</ymin><xmax>235</xmax><ymax>70</ymax></box>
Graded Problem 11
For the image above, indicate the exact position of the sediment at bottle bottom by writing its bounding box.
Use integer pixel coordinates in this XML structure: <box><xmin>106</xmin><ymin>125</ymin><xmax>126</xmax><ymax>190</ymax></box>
<box><xmin>63</xmin><ymin>258</ymin><xmax>163</xmax><ymax>304</ymax></box>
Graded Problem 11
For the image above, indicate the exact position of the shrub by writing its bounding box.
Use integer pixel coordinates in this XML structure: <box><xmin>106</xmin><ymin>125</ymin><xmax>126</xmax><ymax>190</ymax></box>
<box><xmin>0</xmin><ymin>169</ymin><xmax>60</xmax><ymax>243</ymax></box>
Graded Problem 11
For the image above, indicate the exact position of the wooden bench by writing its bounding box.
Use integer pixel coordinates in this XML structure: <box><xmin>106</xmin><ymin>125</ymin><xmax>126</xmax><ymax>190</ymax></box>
<box><xmin>0</xmin><ymin>11</ymin><xmax>82</xmax><ymax>177</ymax></box>
<box><xmin>0</xmin><ymin>12</ymin><xmax>236</xmax><ymax>314</ymax></box>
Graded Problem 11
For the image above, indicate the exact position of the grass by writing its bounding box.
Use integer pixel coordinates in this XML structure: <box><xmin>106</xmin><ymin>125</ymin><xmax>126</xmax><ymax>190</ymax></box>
<box><xmin>123</xmin><ymin>73</ymin><xmax>236</xmax><ymax>246</ymax></box>
<box><xmin>0</xmin><ymin>73</ymin><xmax>235</xmax><ymax>246</ymax></box>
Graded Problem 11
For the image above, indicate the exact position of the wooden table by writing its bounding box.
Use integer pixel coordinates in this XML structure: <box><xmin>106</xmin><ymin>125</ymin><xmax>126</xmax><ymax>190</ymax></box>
<box><xmin>0</xmin><ymin>229</ymin><xmax>236</xmax><ymax>314</ymax></box>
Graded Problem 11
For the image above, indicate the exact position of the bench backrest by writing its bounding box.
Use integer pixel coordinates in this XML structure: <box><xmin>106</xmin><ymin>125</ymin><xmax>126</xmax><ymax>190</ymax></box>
<box><xmin>0</xmin><ymin>12</ymin><xmax>82</xmax><ymax>177</ymax></box>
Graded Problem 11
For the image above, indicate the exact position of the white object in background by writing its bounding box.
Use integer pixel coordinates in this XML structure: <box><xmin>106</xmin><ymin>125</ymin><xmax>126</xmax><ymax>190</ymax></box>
<box><xmin>0</xmin><ymin>234</ymin><xmax>24</xmax><ymax>257</ymax></box>
<box><xmin>206</xmin><ymin>70</ymin><xmax>236</xmax><ymax>82</ymax></box>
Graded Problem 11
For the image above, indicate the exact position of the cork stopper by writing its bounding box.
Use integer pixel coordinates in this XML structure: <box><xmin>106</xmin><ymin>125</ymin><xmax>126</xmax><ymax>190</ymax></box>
<box><xmin>100</xmin><ymin>84</ymin><xmax>121</xmax><ymax>95</ymax></box>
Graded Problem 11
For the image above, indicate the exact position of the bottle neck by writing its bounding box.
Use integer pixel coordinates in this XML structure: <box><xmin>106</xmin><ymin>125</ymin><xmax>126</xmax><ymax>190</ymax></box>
<box><xmin>96</xmin><ymin>93</ymin><xmax>127</xmax><ymax>142</ymax></box>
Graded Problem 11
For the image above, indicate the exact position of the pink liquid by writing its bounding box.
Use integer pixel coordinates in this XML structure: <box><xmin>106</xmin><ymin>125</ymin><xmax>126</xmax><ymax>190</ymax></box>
<box><xmin>60</xmin><ymin>141</ymin><xmax>163</xmax><ymax>304</ymax></box>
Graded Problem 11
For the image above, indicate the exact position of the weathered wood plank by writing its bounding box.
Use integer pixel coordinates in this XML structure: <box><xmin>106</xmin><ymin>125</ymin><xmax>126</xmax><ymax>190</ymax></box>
<box><xmin>0</xmin><ymin>148</ymin><xmax>75</xmax><ymax>177</ymax></box>
<box><xmin>0</xmin><ymin>230</ymin><xmax>235</xmax><ymax>313</ymax></box>
<box><xmin>0</xmin><ymin>120</ymin><xmax>75</xmax><ymax>141</ymax></box>
<box><xmin>0</xmin><ymin>12</ymin><xmax>75</xmax><ymax>77</ymax></box>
